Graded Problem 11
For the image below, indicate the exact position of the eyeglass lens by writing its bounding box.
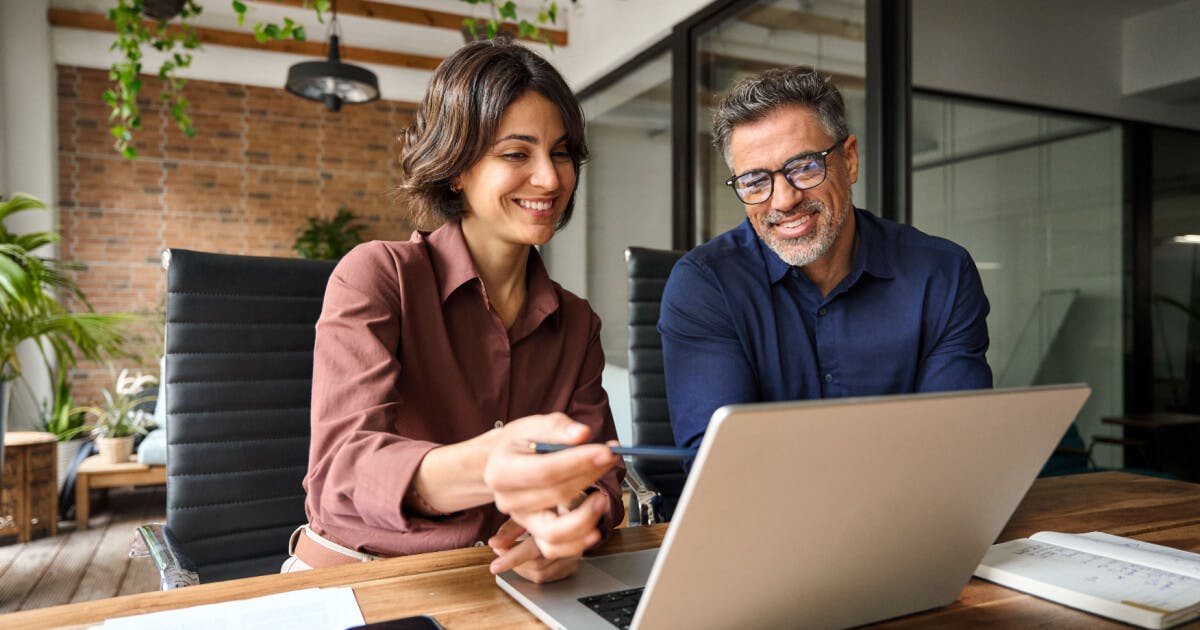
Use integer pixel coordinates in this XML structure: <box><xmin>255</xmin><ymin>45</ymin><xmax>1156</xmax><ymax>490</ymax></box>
<box><xmin>731</xmin><ymin>154</ymin><xmax>827</xmax><ymax>204</ymax></box>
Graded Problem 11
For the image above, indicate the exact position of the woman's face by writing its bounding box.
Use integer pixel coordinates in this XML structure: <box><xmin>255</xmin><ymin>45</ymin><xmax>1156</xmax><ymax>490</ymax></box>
<box><xmin>455</xmin><ymin>91</ymin><xmax>576</xmax><ymax>249</ymax></box>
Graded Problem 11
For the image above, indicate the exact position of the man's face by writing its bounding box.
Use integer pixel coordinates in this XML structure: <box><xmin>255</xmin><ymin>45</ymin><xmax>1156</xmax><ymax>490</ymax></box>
<box><xmin>727</xmin><ymin>106</ymin><xmax>858</xmax><ymax>268</ymax></box>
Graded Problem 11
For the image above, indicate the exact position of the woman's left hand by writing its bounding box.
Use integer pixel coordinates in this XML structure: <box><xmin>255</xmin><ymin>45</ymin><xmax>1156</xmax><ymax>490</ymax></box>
<box><xmin>488</xmin><ymin>518</ymin><xmax>583</xmax><ymax>583</ymax></box>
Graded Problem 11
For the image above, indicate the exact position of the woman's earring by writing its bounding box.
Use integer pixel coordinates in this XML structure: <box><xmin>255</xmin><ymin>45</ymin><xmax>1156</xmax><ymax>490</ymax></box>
<box><xmin>450</xmin><ymin>182</ymin><xmax>461</xmax><ymax>193</ymax></box>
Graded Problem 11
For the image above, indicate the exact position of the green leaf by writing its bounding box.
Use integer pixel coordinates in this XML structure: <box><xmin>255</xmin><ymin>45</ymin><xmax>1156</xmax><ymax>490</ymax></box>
<box><xmin>518</xmin><ymin>21</ymin><xmax>537</xmax><ymax>38</ymax></box>
<box><xmin>232</xmin><ymin>0</ymin><xmax>247</xmax><ymax>27</ymax></box>
<box><xmin>486</xmin><ymin>19</ymin><xmax>499</xmax><ymax>39</ymax></box>
<box><xmin>499</xmin><ymin>1</ymin><xmax>518</xmax><ymax>20</ymax></box>
<box><xmin>548</xmin><ymin>2</ymin><xmax>558</xmax><ymax>23</ymax></box>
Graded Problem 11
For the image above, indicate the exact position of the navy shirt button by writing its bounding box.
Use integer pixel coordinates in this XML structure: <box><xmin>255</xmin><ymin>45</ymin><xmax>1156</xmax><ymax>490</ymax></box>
<box><xmin>817</xmin><ymin>307</ymin><xmax>827</xmax><ymax>316</ymax></box>
<box><xmin>823</xmin><ymin>373</ymin><xmax>833</xmax><ymax>383</ymax></box>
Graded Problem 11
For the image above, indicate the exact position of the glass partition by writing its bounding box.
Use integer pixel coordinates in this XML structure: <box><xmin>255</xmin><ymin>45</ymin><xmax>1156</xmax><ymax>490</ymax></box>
<box><xmin>1152</xmin><ymin>128</ymin><xmax>1200</xmax><ymax>414</ymax></box>
<box><xmin>544</xmin><ymin>52</ymin><xmax>674</xmax><ymax>368</ymax></box>
<box><xmin>911</xmin><ymin>93</ymin><xmax>1124</xmax><ymax>466</ymax></box>
<box><xmin>693</xmin><ymin>0</ymin><xmax>869</xmax><ymax>243</ymax></box>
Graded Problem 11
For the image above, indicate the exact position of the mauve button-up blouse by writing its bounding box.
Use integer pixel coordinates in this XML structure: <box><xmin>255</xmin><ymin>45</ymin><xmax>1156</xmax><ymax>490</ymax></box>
<box><xmin>303</xmin><ymin>221</ymin><xmax>625</xmax><ymax>556</ymax></box>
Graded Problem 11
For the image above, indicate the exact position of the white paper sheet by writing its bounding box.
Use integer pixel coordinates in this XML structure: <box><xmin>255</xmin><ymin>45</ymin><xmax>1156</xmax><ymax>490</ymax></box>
<box><xmin>95</xmin><ymin>587</ymin><xmax>365</xmax><ymax>630</ymax></box>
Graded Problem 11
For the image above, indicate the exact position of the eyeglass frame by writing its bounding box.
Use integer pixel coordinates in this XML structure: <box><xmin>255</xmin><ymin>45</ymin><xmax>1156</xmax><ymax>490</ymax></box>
<box><xmin>724</xmin><ymin>135</ymin><xmax>850</xmax><ymax>205</ymax></box>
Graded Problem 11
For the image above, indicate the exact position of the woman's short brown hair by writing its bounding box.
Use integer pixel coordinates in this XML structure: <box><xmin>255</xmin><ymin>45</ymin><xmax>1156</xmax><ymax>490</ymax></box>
<box><xmin>400</xmin><ymin>38</ymin><xmax>588</xmax><ymax>228</ymax></box>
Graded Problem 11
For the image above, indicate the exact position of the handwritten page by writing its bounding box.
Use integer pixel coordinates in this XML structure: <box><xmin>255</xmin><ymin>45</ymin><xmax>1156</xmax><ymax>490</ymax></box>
<box><xmin>1031</xmin><ymin>531</ymin><xmax>1200</xmax><ymax>580</ymax></box>
<box><xmin>96</xmin><ymin>587</ymin><xmax>365</xmax><ymax>630</ymax></box>
<box><xmin>982</xmin><ymin>538</ymin><xmax>1200</xmax><ymax>613</ymax></box>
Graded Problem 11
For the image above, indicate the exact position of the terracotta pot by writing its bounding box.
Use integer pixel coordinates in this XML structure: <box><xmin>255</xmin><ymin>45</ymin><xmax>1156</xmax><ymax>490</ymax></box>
<box><xmin>97</xmin><ymin>436</ymin><xmax>134</xmax><ymax>465</ymax></box>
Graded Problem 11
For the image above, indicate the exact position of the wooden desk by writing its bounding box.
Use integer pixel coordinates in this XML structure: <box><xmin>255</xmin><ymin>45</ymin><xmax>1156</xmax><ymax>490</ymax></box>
<box><xmin>1102</xmin><ymin>412</ymin><xmax>1200</xmax><ymax>481</ymax></box>
<box><xmin>5</xmin><ymin>472</ymin><xmax>1200</xmax><ymax>629</ymax></box>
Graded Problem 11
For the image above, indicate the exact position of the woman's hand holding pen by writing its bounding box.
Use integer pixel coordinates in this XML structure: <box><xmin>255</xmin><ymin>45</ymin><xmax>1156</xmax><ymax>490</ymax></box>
<box><xmin>483</xmin><ymin>412</ymin><xmax>618</xmax><ymax>580</ymax></box>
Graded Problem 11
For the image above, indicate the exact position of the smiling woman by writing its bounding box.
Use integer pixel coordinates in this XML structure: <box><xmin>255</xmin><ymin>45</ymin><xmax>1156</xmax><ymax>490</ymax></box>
<box><xmin>290</xmin><ymin>38</ymin><xmax>625</xmax><ymax>586</ymax></box>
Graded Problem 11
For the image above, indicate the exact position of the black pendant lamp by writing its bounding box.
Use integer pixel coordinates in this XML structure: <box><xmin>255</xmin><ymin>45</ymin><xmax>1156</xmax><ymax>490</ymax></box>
<box><xmin>285</xmin><ymin>0</ymin><xmax>380</xmax><ymax>112</ymax></box>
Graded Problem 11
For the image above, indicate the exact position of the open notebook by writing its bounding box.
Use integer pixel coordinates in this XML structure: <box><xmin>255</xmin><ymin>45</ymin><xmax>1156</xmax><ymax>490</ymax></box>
<box><xmin>497</xmin><ymin>384</ymin><xmax>1091</xmax><ymax>629</ymax></box>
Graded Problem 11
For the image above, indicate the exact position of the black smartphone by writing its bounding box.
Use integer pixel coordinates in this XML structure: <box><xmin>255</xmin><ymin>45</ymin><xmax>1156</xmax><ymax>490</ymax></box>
<box><xmin>346</xmin><ymin>615</ymin><xmax>445</xmax><ymax>630</ymax></box>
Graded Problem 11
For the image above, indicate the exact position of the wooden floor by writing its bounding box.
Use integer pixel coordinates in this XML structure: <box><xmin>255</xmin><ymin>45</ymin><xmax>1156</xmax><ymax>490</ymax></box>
<box><xmin>0</xmin><ymin>486</ymin><xmax>165</xmax><ymax>613</ymax></box>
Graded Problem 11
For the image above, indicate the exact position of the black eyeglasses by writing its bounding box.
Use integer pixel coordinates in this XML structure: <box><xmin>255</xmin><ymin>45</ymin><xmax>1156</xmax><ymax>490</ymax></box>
<box><xmin>725</xmin><ymin>136</ymin><xmax>848</xmax><ymax>205</ymax></box>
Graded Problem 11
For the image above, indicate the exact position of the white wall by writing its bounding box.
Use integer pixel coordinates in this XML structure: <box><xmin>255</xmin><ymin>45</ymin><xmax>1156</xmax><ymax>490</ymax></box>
<box><xmin>1</xmin><ymin>0</ymin><xmax>60</xmax><ymax>430</ymax></box>
<box><xmin>912</xmin><ymin>0</ymin><xmax>1200</xmax><ymax>132</ymax></box>
<box><xmin>551</xmin><ymin>0</ymin><xmax>706</xmax><ymax>90</ymax></box>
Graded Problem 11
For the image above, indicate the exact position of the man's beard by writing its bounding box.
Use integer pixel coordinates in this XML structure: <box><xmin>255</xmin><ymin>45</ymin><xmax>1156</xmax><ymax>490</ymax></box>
<box><xmin>758</xmin><ymin>198</ymin><xmax>849</xmax><ymax>268</ymax></box>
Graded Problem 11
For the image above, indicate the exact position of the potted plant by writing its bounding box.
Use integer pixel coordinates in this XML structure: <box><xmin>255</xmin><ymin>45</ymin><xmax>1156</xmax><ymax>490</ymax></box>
<box><xmin>294</xmin><ymin>206</ymin><xmax>367</xmax><ymax>260</ymax></box>
<box><xmin>1</xmin><ymin>193</ymin><xmax>132</xmax><ymax>449</ymax></box>
<box><xmin>39</xmin><ymin>368</ymin><xmax>90</xmax><ymax>489</ymax></box>
<box><xmin>78</xmin><ymin>369</ymin><xmax>158</xmax><ymax>465</ymax></box>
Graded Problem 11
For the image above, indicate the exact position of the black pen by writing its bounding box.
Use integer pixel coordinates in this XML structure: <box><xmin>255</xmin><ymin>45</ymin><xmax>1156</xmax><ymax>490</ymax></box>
<box><xmin>531</xmin><ymin>442</ymin><xmax>699</xmax><ymax>460</ymax></box>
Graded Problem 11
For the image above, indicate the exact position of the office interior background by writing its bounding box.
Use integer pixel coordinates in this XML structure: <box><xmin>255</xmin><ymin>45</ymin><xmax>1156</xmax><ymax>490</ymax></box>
<box><xmin>2</xmin><ymin>0</ymin><xmax>1199</xmax><ymax>472</ymax></box>
<box><xmin>536</xmin><ymin>0</ymin><xmax>1200</xmax><ymax>470</ymax></box>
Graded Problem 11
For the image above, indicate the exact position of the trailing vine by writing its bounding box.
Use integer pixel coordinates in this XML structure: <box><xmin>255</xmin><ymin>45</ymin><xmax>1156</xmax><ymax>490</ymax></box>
<box><xmin>460</xmin><ymin>1</ymin><xmax>561</xmax><ymax>46</ymax></box>
<box><xmin>105</xmin><ymin>0</ymin><xmax>566</xmax><ymax>159</ymax></box>
<box><xmin>105</xmin><ymin>0</ymin><xmax>203</xmax><ymax>159</ymax></box>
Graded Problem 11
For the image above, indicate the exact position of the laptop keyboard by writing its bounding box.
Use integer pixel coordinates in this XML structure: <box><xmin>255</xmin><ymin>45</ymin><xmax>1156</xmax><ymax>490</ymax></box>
<box><xmin>578</xmin><ymin>587</ymin><xmax>645</xmax><ymax>629</ymax></box>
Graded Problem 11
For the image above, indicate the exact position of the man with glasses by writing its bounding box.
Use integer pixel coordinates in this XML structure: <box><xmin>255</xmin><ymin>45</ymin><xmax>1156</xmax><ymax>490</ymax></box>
<box><xmin>660</xmin><ymin>65</ymin><xmax>992</xmax><ymax>459</ymax></box>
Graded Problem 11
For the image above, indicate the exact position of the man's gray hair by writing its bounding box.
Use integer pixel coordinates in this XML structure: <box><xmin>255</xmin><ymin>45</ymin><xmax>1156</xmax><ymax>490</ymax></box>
<box><xmin>712</xmin><ymin>66</ymin><xmax>849</xmax><ymax>168</ymax></box>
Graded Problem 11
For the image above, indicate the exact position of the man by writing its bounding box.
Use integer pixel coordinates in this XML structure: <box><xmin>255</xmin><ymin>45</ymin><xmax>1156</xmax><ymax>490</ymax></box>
<box><xmin>660</xmin><ymin>66</ymin><xmax>992</xmax><ymax>454</ymax></box>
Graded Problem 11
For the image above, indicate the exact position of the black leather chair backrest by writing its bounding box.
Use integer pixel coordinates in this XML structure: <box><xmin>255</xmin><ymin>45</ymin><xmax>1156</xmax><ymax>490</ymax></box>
<box><xmin>164</xmin><ymin>248</ymin><xmax>335</xmax><ymax>582</ymax></box>
<box><xmin>626</xmin><ymin>246</ymin><xmax>686</xmax><ymax>521</ymax></box>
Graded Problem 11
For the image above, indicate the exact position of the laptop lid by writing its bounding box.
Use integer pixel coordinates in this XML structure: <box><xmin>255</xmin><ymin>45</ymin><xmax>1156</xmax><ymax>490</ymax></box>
<box><xmin>499</xmin><ymin>384</ymin><xmax>1091</xmax><ymax>629</ymax></box>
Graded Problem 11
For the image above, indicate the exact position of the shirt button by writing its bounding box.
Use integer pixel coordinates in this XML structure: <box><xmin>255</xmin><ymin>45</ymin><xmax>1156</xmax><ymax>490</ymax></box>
<box><xmin>817</xmin><ymin>307</ymin><xmax>827</xmax><ymax>316</ymax></box>
<box><xmin>823</xmin><ymin>373</ymin><xmax>834</xmax><ymax>384</ymax></box>
<box><xmin>494</xmin><ymin>420</ymin><xmax>504</xmax><ymax>428</ymax></box>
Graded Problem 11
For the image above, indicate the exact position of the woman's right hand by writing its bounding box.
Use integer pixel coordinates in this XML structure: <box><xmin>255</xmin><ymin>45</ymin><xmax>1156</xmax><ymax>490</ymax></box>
<box><xmin>482</xmin><ymin>413</ymin><xmax>618</xmax><ymax>563</ymax></box>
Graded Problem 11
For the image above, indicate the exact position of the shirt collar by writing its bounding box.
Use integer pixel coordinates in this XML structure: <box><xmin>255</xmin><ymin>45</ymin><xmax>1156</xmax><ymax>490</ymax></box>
<box><xmin>759</xmin><ymin>207</ymin><xmax>895</xmax><ymax>286</ymax></box>
<box><xmin>425</xmin><ymin>221</ymin><xmax>560</xmax><ymax>332</ymax></box>
<box><xmin>855</xmin><ymin>208</ymin><xmax>895</xmax><ymax>281</ymax></box>
<box><xmin>427</xmin><ymin>221</ymin><xmax>479</xmax><ymax>303</ymax></box>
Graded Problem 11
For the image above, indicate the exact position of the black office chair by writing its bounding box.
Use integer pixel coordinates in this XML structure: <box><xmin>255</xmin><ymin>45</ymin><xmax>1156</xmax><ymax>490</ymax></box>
<box><xmin>624</xmin><ymin>246</ymin><xmax>686</xmax><ymax>525</ymax></box>
<box><xmin>137</xmin><ymin>248</ymin><xmax>335</xmax><ymax>588</ymax></box>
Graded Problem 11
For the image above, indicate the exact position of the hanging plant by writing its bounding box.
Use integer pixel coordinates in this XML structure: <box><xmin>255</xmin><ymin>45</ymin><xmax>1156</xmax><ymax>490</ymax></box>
<box><xmin>106</xmin><ymin>0</ymin><xmax>323</xmax><ymax>160</ymax></box>
<box><xmin>231</xmin><ymin>0</ymin><xmax>327</xmax><ymax>42</ymax></box>
<box><xmin>459</xmin><ymin>1</ymin><xmax>563</xmax><ymax>46</ymax></box>
<box><xmin>106</xmin><ymin>0</ymin><xmax>570</xmax><ymax>159</ymax></box>
<box><xmin>105</xmin><ymin>0</ymin><xmax>203</xmax><ymax>159</ymax></box>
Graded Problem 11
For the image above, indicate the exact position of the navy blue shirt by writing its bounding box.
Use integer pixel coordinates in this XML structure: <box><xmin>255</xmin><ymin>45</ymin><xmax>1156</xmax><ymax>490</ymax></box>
<box><xmin>659</xmin><ymin>208</ymin><xmax>992</xmax><ymax>450</ymax></box>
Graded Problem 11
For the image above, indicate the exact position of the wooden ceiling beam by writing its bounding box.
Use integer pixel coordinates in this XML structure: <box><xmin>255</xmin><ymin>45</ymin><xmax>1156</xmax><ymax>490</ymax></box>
<box><xmin>266</xmin><ymin>0</ymin><xmax>568</xmax><ymax>46</ymax></box>
<box><xmin>736</xmin><ymin>6</ymin><xmax>864</xmax><ymax>41</ymax></box>
<box><xmin>49</xmin><ymin>8</ymin><xmax>444</xmax><ymax>71</ymax></box>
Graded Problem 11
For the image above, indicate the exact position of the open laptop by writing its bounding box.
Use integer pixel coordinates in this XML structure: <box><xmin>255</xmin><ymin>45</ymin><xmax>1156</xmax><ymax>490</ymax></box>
<box><xmin>496</xmin><ymin>384</ymin><xmax>1091</xmax><ymax>629</ymax></box>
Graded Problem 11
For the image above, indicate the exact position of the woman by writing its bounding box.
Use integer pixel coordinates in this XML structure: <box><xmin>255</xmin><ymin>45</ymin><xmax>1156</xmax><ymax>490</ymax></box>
<box><xmin>285</xmin><ymin>39</ymin><xmax>625</xmax><ymax>583</ymax></box>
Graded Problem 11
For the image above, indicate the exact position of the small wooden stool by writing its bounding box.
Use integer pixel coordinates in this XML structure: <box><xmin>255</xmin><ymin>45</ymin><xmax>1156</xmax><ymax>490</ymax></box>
<box><xmin>74</xmin><ymin>455</ymin><xmax>166</xmax><ymax>529</ymax></box>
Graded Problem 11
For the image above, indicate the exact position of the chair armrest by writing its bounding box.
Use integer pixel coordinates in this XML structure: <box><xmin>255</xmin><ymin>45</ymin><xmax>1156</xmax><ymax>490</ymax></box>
<box><xmin>130</xmin><ymin>523</ymin><xmax>200</xmax><ymax>590</ymax></box>
<box><xmin>622</xmin><ymin>465</ymin><xmax>664</xmax><ymax>526</ymax></box>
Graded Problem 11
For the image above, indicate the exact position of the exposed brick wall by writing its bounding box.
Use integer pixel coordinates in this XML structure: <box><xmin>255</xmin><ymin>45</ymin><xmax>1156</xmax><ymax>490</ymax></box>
<box><xmin>56</xmin><ymin>65</ymin><xmax>420</xmax><ymax>405</ymax></box>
